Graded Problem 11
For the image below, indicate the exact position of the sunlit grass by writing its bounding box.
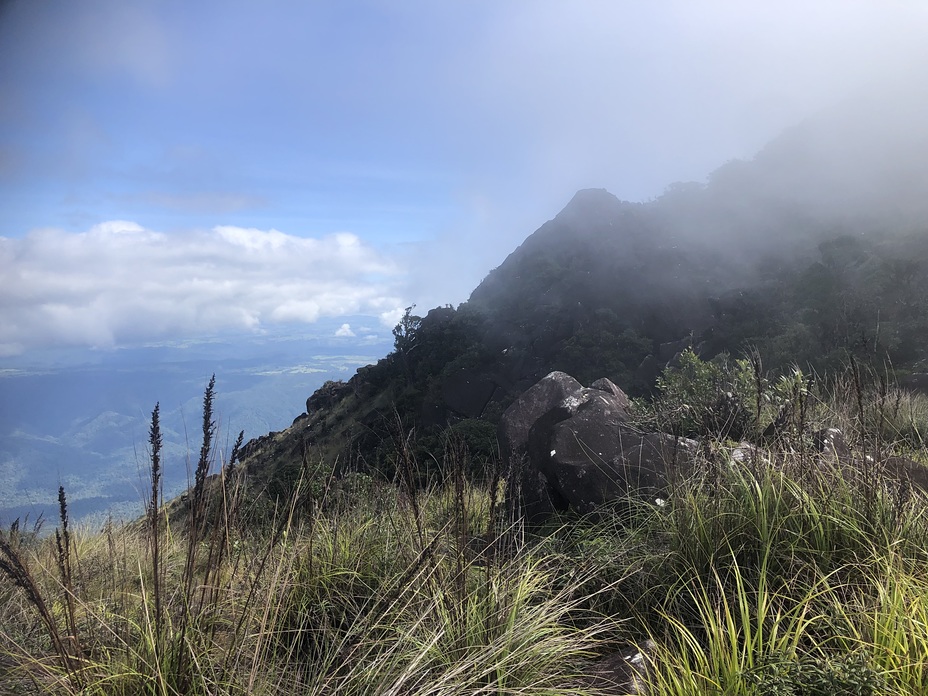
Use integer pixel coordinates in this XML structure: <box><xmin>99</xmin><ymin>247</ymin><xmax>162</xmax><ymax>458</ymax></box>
<box><xmin>4</xmin><ymin>370</ymin><xmax>928</xmax><ymax>694</ymax></box>
<box><xmin>1</xmin><ymin>467</ymin><xmax>622</xmax><ymax>695</ymax></box>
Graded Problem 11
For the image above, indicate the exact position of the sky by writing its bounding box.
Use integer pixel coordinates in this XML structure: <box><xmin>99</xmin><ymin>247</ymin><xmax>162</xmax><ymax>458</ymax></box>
<box><xmin>2</xmin><ymin>0</ymin><xmax>927</xmax><ymax>359</ymax></box>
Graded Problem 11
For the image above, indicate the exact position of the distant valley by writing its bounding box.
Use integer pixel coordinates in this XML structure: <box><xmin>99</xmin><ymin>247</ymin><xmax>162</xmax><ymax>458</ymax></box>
<box><xmin>0</xmin><ymin>319</ymin><xmax>393</xmax><ymax>527</ymax></box>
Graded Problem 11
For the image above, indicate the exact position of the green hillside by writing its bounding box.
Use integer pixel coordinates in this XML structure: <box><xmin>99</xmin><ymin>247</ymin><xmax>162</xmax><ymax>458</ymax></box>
<box><xmin>236</xmin><ymin>101</ymin><xmax>928</xmax><ymax>491</ymax></box>
<box><xmin>4</xmin><ymin>102</ymin><xmax>928</xmax><ymax>694</ymax></box>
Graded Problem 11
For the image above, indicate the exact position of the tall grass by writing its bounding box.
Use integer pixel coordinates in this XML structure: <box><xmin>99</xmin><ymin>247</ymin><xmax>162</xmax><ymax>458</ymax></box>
<box><xmin>627</xmin><ymin>447</ymin><xmax>928</xmax><ymax>695</ymax></box>
<box><xmin>0</xmin><ymin>380</ymin><xmax>622</xmax><ymax>695</ymax></box>
<box><xmin>3</xmin><ymin>369</ymin><xmax>928</xmax><ymax>694</ymax></box>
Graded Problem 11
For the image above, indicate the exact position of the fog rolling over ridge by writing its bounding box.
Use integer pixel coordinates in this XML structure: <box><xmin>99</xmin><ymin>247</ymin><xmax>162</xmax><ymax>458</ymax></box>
<box><xmin>472</xmin><ymin>86</ymin><xmax>928</xmax><ymax>342</ymax></box>
<box><xmin>230</xmin><ymin>90</ymin><xmax>928</xmax><ymax>496</ymax></box>
<box><xmin>3</xmin><ymin>2</ymin><xmax>928</xmax><ymax>350</ymax></box>
<box><xmin>656</xmin><ymin>86</ymin><xmax>928</xmax><ymax>250</ymax></box>
<box><xmin>2</xmin><ymin>2</ymin><xmax>928</xmax><ymax>526</ymax></box>
<box><xmin>6</xmin><ymin>5</ymin><xmax>928</xmax><ymax>684</ymax></box>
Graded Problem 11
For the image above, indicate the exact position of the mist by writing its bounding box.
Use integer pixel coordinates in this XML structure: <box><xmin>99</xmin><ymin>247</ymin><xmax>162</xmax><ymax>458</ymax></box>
<box><xmin>2</xmin><ymin>2</ymin><xmax>928</xmax><ymax>353</ymax></box>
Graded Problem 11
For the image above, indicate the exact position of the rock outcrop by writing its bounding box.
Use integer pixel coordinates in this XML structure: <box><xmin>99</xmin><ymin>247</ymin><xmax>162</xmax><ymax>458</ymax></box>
<box><xmin>502</xmin><ymin>371</ymin><xmax>698</xmax><ymax>523</ymax></box>
<box><xmin>812</xmin><ymin>427</ymin><xmax>928</xmax><ymax>491</ymax></box>
<box><xmin>306</xmin><ymin>380</ymin><xmax>353</xmax><ymax>416</ymax></box>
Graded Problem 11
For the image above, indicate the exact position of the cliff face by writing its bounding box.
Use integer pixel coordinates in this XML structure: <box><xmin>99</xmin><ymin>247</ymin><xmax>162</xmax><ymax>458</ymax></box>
<box><xmin>238</xmin><ymin>99</ymin><xmax>928</xmax><ymax>491</ymax></box>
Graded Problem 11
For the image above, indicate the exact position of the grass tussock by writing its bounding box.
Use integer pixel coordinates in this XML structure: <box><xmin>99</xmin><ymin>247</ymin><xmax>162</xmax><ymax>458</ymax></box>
<box><xmin>0</xmin><ymin>379</ymin><xmax>620</xmax><ymax>695</ymax></box>
<box><xmin>3</xmin><ymin>368</ymin><xmax>928</xmax><ymax>694</ymax></box>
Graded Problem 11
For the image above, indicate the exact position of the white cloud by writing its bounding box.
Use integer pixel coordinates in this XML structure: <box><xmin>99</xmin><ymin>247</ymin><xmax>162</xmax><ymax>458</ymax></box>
<box><xmin>0</xmin><ymin>222</ymin><xmax>407</xmax><ymax>356</ymax></box>
<box><xmin>335</xmin><ymin>323</ymin><xmax>355</xmax><ymax>337</ymax></box>
<box><xmin>379</xmin><ymin>307</ymin><xmax>406</xmax><ymax>329</ymax></box>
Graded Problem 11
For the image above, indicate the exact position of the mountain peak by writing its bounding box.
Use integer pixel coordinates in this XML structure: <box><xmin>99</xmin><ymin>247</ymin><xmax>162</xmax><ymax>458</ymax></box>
<box><xmin>556</xmin><ymin>188</ymin><xmax>627</xmax><ymax>222</ymax></box>
<box><xmin>563</xmin><ymin>187</ymin><xmax>620</xmax><ymax>206</ymax></box>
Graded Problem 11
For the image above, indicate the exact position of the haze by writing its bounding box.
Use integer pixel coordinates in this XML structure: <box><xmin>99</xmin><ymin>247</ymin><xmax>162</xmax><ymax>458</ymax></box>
<box><xmin>1</xmin><ymin>1</ymin><xmax>927</xmax><ymax>356</ymax></box>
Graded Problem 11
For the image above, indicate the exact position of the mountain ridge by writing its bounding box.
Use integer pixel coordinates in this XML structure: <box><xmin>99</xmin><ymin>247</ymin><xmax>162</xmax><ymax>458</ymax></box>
<box><xmin>236</xmin><ymin>100</ymin><xmax>928</xmax><ymax>494</ymax></box>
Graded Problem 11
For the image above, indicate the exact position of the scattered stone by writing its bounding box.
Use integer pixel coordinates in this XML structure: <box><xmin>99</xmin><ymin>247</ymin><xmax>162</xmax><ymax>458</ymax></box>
<box><xmin>812</xmin><ymin>427</ymin><xmax>851</xmax><ymax>463</ymax></box>
<box><xmin>730</xmin><ymin>441</ymin><xmax>768</xmax><ymax>468</ymax></box>
<box><xmin>306</xmin><ymin>380</ymin><xmax>352</xmax><ymax>415</ymax></box>
<box><xmin>573</xmin><ymin>640</ymin><xmax>656</xmax><ymax>694</ymax></box>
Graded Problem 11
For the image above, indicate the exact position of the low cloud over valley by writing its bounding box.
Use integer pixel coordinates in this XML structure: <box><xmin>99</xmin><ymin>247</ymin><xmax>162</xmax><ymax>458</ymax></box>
<box><xmin>0</xmin><ymin>221</ymin><xmax>404</xmax><ymax>356</ymax></box>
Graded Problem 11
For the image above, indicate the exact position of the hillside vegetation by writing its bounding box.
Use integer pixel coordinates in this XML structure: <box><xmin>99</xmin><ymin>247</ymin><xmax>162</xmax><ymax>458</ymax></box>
<box><xmin>235</xmin><ymin>101</ymin><xmax>928</xmax><ymax>487</ymax></box>
<box><xmin>5</xmin><ymin>100</ymin><xmax>928</xmax><ymax>694</ymax></box>
<box><xmin>3</xmin><ymin>355</ymin><xmax>928</xmax><ymax>694</ymax></box>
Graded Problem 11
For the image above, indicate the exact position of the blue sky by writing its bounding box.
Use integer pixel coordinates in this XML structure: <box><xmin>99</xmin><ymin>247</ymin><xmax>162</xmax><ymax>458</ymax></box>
<box><xmin>2</xmin><ymin>1</ymin><xmax>927</xmax><ymax>358</ymax></box>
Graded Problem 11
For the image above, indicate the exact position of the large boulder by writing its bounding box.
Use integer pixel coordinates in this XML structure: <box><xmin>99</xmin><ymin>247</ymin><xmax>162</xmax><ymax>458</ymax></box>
<box><xmin>500</xmin><ymin>371</ymin><xmax>585</xmax><ymax>459</ymax></box>
<box><xmin>500</xmin><ymin>371</ymin><xmax>587</xmax><ymax>522</ymax></box>
<box><xmin>502</xmin><ymin>371</ymin><xmax>696</xmax><ymax>523</ymax></box>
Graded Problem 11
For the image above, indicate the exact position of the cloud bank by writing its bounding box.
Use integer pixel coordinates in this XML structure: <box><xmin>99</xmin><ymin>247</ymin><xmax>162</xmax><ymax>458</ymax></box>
<box><xmin>0</xmin><ymin>222</ymin><xmax>405</xmax><ymax>356</ymax></box>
